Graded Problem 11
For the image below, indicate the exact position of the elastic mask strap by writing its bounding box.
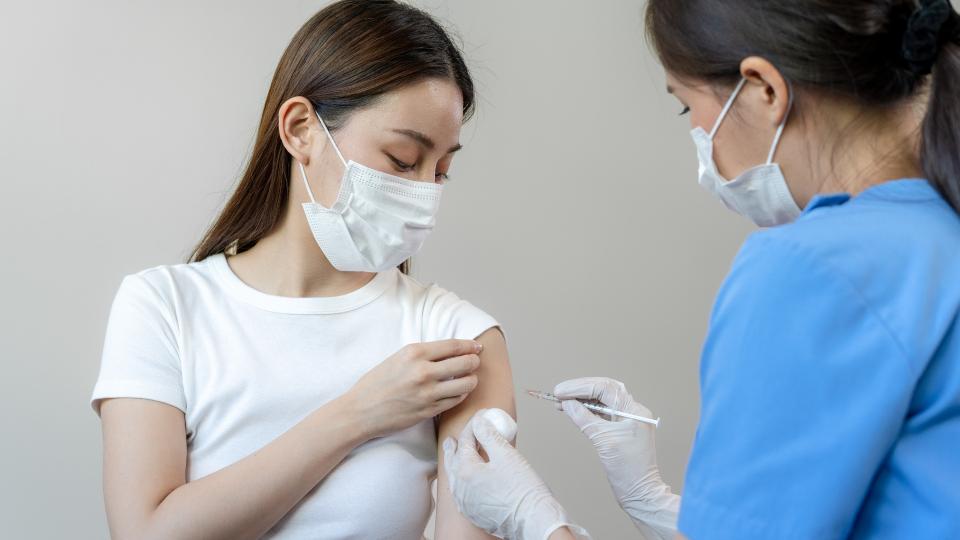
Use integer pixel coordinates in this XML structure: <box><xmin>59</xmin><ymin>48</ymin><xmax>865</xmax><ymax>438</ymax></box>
<box><xmin>765</xmin><ymin>81</ymin><xmax>794</xmax><ymax>165</ymax></box>
<box><xmin>315</xmin><ymin>110</ymin><xmax>347</xmax><ymax>167</ymax></box>
<box><xmin>708</xmin><ymin>78</ymin><xmax>748</xmax><ymax>139</ymax></box>
<box><xmin>298</xmin><ymin>161</ymin><xmax>317</xmax><ymax>205</ymax></box>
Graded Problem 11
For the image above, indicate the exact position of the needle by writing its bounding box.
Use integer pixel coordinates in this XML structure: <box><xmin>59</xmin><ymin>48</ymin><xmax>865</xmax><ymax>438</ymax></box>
<box><xmin>526</xmin><ymin>389</ymin><xmax>661</xmax><ymax>428</ymax></box>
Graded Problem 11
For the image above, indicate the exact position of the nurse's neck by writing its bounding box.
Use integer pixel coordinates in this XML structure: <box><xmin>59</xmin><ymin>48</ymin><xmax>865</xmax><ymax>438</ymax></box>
<box><xmin>223</xmin><ymin>200</ymin><xmax>377</xmax><ymax>299</ymax></box>
<box><xmin>780</xmin><ymin>96</ymin><xmax>924</xmax><ymax>208</ymax></box>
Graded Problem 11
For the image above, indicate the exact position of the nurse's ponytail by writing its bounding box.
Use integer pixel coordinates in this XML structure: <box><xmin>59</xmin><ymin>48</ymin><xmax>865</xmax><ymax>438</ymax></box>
<box><xmin>646</xmin><ymin>0</ymin><xmax>960</xmax><ymax>213</ymax></box>
<box><xmin>920</xmin><ymin>10</ymin><xmax>960</xmax><ymax>212</ymax></box>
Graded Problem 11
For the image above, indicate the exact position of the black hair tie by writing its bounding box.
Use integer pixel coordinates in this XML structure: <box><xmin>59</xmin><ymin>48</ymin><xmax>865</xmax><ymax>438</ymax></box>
<box><xmin>902</xmin><ymin>0</ymin><xmax>957</xmax><ymax>76</ymax></box>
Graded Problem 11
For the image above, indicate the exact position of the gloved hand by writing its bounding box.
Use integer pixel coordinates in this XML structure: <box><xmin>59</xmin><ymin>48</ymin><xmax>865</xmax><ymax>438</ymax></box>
<box><xmin>554</xmin><ymin>378</ymin><xmax>680</xmax><ymax>540</ymax></box>
<box><xmin>443</xmin><ymin>409</ymin><xmax>591</xmax><ymax>540</ymax></box>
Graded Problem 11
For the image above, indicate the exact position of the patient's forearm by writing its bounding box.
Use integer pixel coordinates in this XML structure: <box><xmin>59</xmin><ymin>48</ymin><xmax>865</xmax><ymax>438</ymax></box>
<box><xmin>125</xmin><ymin>397</ymin><xmax>367</xmax><ymax>540</ymax></box>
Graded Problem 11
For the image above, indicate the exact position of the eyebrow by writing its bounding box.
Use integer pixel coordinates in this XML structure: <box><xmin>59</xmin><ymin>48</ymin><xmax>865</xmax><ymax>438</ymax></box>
<box><xmin>390</xmin><ymin>128</ymin><xmax>462</xmax><ymax>153</ymax></box>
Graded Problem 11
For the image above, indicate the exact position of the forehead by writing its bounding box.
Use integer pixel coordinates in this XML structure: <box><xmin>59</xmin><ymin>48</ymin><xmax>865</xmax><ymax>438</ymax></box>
<box><xmin>665</xmin><ymin>71</ymin><xmax>708</xmax><ymax>96</ymax></box>
<box><xmin>353</xmin><ymin>78</ymin><xmax>464</xmax><ymax>138</ymax></box>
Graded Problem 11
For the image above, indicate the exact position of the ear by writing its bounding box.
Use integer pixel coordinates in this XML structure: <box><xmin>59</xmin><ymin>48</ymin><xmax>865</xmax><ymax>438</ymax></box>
<box><xmin>278</xmin><ymin>96</ymin><xmax>319</xmax><ymax>166</ymax></box>
<box><xmin>739</xmin><ymin>56</ymin><xmax>791</xmax><ymax>127</ymax></box>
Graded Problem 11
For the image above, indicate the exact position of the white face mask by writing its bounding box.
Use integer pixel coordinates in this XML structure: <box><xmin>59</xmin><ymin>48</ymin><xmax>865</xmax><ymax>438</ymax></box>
<box><xmin>299</xmin><ymin>111</ymin><xmax>443</xmax><ymax>272</ymax></box>
<box><xmin>691</xmin><ymin>78</ymin><xmax>801</xmax><ymax>227</ymax></box>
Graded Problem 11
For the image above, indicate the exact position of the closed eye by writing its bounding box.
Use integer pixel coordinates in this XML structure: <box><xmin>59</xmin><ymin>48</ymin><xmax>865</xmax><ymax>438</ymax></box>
<box><xmin>386</xmin><ymin>153</ymin><xmax>415</xmax><ymax>172</ymax></box>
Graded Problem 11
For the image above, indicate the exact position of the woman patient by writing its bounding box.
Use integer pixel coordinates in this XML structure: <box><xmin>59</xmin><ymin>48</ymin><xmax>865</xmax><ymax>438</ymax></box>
<box><xmin>89</xmin><ymin>1</ymin><xmax>514</xmax><ymax>538</ymax></box>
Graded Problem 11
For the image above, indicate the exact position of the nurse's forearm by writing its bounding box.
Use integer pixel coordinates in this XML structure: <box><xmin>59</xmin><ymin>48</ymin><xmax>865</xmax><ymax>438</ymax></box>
<box><xmin>141</xmin><ymin>396</ymin><xmax>369</xmax><ymax>540</ymax></box>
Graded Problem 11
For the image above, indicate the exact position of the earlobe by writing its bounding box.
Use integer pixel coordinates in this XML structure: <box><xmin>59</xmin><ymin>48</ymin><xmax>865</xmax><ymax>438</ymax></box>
<box><xmin>278</xmin><ymin>97</ymin><xmax>317</xmax><ymax>165</ymax></box>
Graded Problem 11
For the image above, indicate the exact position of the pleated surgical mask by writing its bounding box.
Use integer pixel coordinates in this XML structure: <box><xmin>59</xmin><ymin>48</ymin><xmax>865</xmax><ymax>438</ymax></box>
<box><xmin>691</xmin><ymin>78</ymin><xmax>801</xmax><ymax>227</ymax></box>
<box><xmin>299</xmin><ymin>111</ymin><xmax>443</xmax><ymax>272</ymax></box>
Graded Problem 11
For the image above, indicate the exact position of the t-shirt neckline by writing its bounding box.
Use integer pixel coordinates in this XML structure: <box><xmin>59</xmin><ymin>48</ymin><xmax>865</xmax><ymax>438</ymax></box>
<box><xmin>208</xmin><ymin>253</ymin><xmax>397</xmax><ymax>314</ymax></box>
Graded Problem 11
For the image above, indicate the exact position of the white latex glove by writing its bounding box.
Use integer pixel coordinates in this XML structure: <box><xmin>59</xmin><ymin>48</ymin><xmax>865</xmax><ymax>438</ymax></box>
<box><xmin>554</xmin><ymin>378</ymin><xmax>680</xmax><ymax>540</ymax></box>
<box><xmin>443</xmin><ymin>409</ymin><xmax>592</xmax><ymax>540</ymax></box>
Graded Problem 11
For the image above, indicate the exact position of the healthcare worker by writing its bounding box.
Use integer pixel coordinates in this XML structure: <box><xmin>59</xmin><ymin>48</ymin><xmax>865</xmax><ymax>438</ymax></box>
<box><xmin>443</xmin><ymin>0</ymin><xmax>960</xmax><ymax>538</ymax></box>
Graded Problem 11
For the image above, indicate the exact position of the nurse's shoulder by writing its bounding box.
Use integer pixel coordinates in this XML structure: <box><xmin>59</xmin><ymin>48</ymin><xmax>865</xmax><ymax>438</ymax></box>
<box><xmin>763</xmin><ymin>178</ymin><xmax>959</xmax><ymax>264</ymax></box>
<box><xmin>732</xmin><ymin>177</ymin><xmax>960</xmax><ymax>364</ymax></box>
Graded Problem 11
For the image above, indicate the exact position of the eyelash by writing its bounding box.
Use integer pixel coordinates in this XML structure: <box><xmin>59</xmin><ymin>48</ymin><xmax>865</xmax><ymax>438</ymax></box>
<box><xmin>388</xmin><ymin>154</ymin><xmax>451</xmax><ymax>183</ymax></box>
<box><xmin>388</xmin><ymin>154</ymin><xmax>415</xmax><ymax>171</ymax></box>
<box><xmin>679</xmin><ymin>106</ymin><xmax>691</xmax><ymax>116</ymax></box>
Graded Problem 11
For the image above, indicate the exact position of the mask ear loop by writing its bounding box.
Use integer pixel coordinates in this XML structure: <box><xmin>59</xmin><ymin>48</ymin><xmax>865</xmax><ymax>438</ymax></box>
<box><xmin>765</xmin><ymin>80</ymin><xmax>794</xmax><ymax>165</ymax></box>
<box><xmin>298</xmin><ymin>108</ymin><xmax>350</xmax><ymax>206</ymax></box>
<box><xmin>709</xmin><ymin>78</ymin><xmax>748</xmax><ymax>139</ymax></box>
<box><xmin>298</xmin><ymin>161</ymin><xmax>318</xmax><ymax>205</ymax></box>
<box><xmin>315</xmin><ymin>110</ymin><xmax>348</xmax><ymax>167</ymax></box>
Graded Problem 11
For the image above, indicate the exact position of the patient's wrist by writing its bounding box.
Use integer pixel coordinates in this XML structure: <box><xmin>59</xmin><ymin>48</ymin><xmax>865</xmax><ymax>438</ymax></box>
<box><xmin>323</xmin><ymin>393</ymin><xmax>375</xmax><ymax>446</ymax></box>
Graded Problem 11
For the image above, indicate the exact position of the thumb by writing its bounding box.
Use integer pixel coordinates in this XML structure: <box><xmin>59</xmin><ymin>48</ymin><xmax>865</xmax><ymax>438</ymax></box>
<box><xmin>455</xmin><ymin>419</ymin><xmax>484</xmax><ymax>466</ymax></box>
<box><xmin>442</xmin><ymin>437</ymin><xmax>459</xmax><ymax>493</ymax></box>
<box><xmin>473</xmin><ymin>416</ymin><xmax>514</xmax><ymax>461</ymax></box>
<box><xmin>561</xmin><ymin>399</ymin><xmax>602</xmax><ymax>432</ymax></box>
<box><xmin>442</xmin><ymin>437</ymin><xmax>457</xmax><ymax>471</ymax></box>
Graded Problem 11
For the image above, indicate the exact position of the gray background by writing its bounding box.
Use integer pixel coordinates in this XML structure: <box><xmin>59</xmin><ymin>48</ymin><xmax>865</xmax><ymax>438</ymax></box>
<box><xmin>0</xmin><ymin>1</ymin><xmax>756</xmax><ymax>538</ymax></box>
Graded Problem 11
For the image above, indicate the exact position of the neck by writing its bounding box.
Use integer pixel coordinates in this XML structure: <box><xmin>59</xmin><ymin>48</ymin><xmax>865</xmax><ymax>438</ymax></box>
<box><xmin>225</xmin><ymin>201</ymin><xmax>376</xmax><ymax>298</ymax></box>
<box><xmin>785</xmin><ymin>99</ymin><xmax>924</xmax><ymax>207</ymax></box>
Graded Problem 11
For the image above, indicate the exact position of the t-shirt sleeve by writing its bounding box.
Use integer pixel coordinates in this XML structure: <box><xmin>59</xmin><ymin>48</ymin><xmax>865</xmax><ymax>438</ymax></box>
<box><xmin>678</xmin><ymin>234</ymin><xmax>916</xmax><ymax>540</ymax></box>
<box><xmin>90</xmin><ymin>273</ymin><xmax>186</xmax><ymax>417</ymax></box>
<box><xmin>420</xmin><ymin>285</ymin><xmax>500</xmax><ymax>343</ymax></box>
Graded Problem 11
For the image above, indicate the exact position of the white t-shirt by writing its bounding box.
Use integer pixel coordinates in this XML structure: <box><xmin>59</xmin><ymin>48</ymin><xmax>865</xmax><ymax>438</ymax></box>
<box><xmin>90</xmin><ymin>253</ymin><xmax>498</xmax><ymax>539</ymax></box>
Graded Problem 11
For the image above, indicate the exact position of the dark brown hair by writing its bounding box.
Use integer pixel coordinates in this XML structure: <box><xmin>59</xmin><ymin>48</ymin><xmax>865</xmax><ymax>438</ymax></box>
<box><xmin>190</xmin><ymin>0</ymin><xmax>475</xmax><ymax>267</ymax></box>
<box><xmin>646</xmin><ymin>0</ymin><xmax>960</xmax><ymax>212</ymax></box>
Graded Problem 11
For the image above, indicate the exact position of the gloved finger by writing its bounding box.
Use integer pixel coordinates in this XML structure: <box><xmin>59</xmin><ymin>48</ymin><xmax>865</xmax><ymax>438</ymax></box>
<box><xmin>442</xmin><ymin>437</ymin><xmax>459</xmax><ymax>493</ymax></box>
<box><xmin>472</xmin><ymin>416</ymin><xmax>516</xmax><ymax>461</ymax></box>
<box><xmin>554</xmin><ymin>377</ymin><xmax>626</xmax><ymax>408</ymax></box>
<box><xmin>560</xmin><ymin>398</ymin><xmax>606</xmax><ymax>431</ymax></box>
<box><xmin>455</xmin><ymin>414</ymin><xmax>485</xmax><ymax>466</ymax></box>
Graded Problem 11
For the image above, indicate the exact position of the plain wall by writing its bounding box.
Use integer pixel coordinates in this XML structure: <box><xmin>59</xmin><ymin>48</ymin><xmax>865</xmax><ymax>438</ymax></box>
<box><xmin>0</xmin><ymin>1</ymin><xmax>757</xmax><ymax>537</ymax></box>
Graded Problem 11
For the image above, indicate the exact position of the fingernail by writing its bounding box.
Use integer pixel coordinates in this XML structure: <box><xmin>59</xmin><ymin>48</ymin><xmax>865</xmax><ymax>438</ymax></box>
<box><xmin>474</xmin><ymin>342</ymin><xmax>483</xmax><ymax>353</ymax></box>
<box><xmin>442</xmin><ymin>438</ymin><xmax>454</xmax><ymax>452</ymax></box>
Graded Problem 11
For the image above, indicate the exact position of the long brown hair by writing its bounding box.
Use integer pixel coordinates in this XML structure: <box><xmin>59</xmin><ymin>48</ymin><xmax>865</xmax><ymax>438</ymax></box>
<box><xmin>646</xmin><ymin>0</ymin><xmax>960</xmax><ymax>213</ymax></box>
<box><xmin>190</xmin><ymin>0</ymin><xmax>475</xmax><ymax>268</ymax></box>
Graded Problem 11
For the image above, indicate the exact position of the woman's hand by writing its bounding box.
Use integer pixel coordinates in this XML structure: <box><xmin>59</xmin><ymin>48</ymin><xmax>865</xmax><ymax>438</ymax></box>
<box><xmin>345</xmin><ymin>339</ymin><xmax>483</xmax><ymax>439</ymax></box>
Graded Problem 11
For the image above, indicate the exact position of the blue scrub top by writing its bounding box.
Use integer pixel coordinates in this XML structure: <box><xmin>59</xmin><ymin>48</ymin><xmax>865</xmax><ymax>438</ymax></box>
<box><xmin>678</xmin><ymin>179</ymin><xmax>960</xmax><ymax>539</ymax></box>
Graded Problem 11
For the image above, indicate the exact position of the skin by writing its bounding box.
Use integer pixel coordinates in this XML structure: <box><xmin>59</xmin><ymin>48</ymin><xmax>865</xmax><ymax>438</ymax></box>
<box><xmin>98</xmin><ymin>77</ymin><xmax>514</xmax><ymax>539</ymax></box>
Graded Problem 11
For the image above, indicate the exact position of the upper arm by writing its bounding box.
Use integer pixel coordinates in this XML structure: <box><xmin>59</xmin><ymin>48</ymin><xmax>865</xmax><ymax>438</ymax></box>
<box><xmin>437</xmin><ymin>327</ymin><xmax>516</xmax><ymax>438</ymax></box>
<box><xmin>678</xmin><ymin>236</ymin><xmax>915</xmax><ymax>540</ymax></box>
<box><xmin>435</xmin><ymin>327</ymin><xmax>515</xmax><ymax>539</ymax></box>
<box><xmin>91</xmin><ymin>274</ymin><xmax>190</xmax><ymax>537</ymax></box>
<box><xmin>100</xmin><ymin>398</ymin><xmax>187</xmax><ymax>538</ymax></box>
